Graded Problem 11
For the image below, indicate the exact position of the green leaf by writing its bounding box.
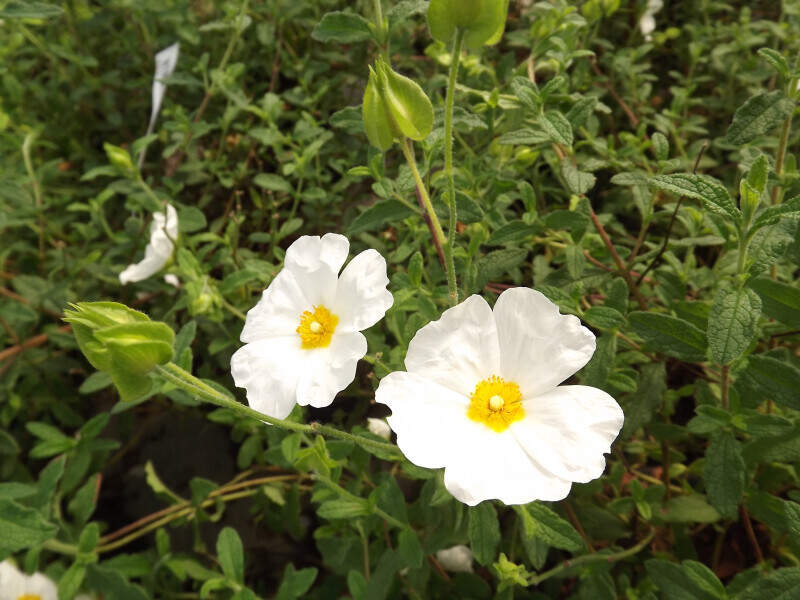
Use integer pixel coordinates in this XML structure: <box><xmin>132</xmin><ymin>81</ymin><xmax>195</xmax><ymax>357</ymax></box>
<box><xmin>516</xmin><ymin>503</ymin><xmax>583</xmax><ymax>552</ymax></box>
<box><xmin>397</xmin><ymin>528</ymin><xmax>423</xmax><ymax>569</ymax></box>
<box><xmin>86</xmin><ymin>565</ymin><xmax>150</xmax><ymax>600</ymax></box>
<box><xmin>659</xmin><ymin>494</ymin><xmax>720</xmax><ymax>523</ymax></box>
<box><xmin>217</xmin><ymin>527</ymin><xmax>244</xmax><ymax>583</ymax></box>
<box><xmin>703</xmin><ymin>431</ymin><xmax>745</xmax><ymax>519</ymax></box>
<box><xmin>473</xmin><ymin>248</ymin><xmax>528</xmax><ymax>290</ymax></box>
<box><xmin>750</xmin><ymin>195</ymin><xmax>800</xmax><ymax>231</ymax></box>
<box><xmin>646</xmin><ymin>559</ymin><xmax>724</xmax><ymax>600</ymax></box>
<box><xmin>311</xmin><ymin>11</ymin><xmax>373</xmax><ymax>43</ymax></box>
<box><xmin>727</xmin><ymin>567</ymin><xmax>800</xmax><ymax>600</ymax></box>
<box><xmin>724</xmin><ymin>91</ymin><xmax>794</xmax><ymax>145</ymax></box>
<box><xmin>144</xmin><ymin>460</ymin><xmax>185</xmax><ymax>504</ymax></box>
<box><xmin>68</xmin><ymin>474</ymin><xmax>100</xmax><ymax>525</ymax></box>
<box><xmin>0</xmin><ymin>2</ymin><xmax>63</xmax><ymax>19</ymax></box>
<box><xmin>276</xmin><ymin>564</ymin><xmax>318</xmax><ymax>600</ymax></box>
<box><xmin>58</xmin><ymin>563</ymin><xmax>87</xmax><ymax>600</ymax></box>
<box><xmin>540</xmin><ymin>110</ymin><xmax>573</xmax><ymax>146</ymax></box>
<box><xmin>469</xmin><ymin>502</ymin><xmax>501</xmax><ymax>566</ymax></box>
<box><xmin>94</xmin><ymin>321</ymin><xmax>175</xmax><ymax>373</ymax></box>
<box><xmin>347</xmin><ymin>200</ymin><xmax>414</xmax><ymax>235</ymax></box>
<box><xmin>707</xmin><ymin>286</ymin><xmax>761</xmax><ymax>365</ymax></box>
<box><xmin>758</xmin><ymin>48</ymin><xmax>790</xmax><ymax>77</ymax></box>
<box><xmin>622</xmin><ymin>362</ymin><xmax>666</xmax><ymax>437</ymax></box>
<box><xmin>749</xmin><ymin>277</ymin><xmax>800</xmax><ymax>328</ymax></box>
<box><xmin>736</xmin><ymin>354</ymin><xmax>800</xmax><ymax>410</ymax></box>
<box><xmin>0</xmin><ymin>499</ymin><xmax>58</xmax><ymax>557</ymax></box>
<box><xmin>746</xmin><ymin>154</ymin><xmax>770</xmax><ymax>194</ymax></box>
<box><xmin>628</xmin><ymin>312</ymin><xmax>708</xmax><ymax>361</ymax></box>
<box><xmin>487</xmin><ymin>221</ymin><xmax>538</xmax><ymax>246</ymax></box>
<box><xmin>561</xmin><ymin>162</ymin><xmax>596</xmax><ymax>195</ymax></box>
<box><xmin>583</xmin><ymin>306</ymin><xmax>626</xmax><ymax>330</ymax></box>
<box><xmin>317</xmin><ymin>498</ymin><xmax>369</xmax><ymax>520</ymax></box>
<box><xmin>650</xmin><ymin>173</ymin><xmax>740</xmax><ymax>221</ymax></box>
<box><xmin>651</xmin><ymin>132</ymin><xmax>669</xmax><ymax>161</ymax></box>
<box><xmin>253</xmin><ymin>173</ymin><xmax>292</xmax><ymax>193</ymax></box>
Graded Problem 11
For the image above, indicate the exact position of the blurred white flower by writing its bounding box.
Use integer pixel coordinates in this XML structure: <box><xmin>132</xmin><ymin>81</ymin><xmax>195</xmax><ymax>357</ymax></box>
<box><xmin>435</xmin><ymin>545</ymin><xmax>474</xmax><ymax>573</ymax></box>
<box><xmin>376</xmin><ymin>288</ymin><xmax>624</xmax><ymax>506</ymax></box>
<box><xmin>0</xmin><ymin>560</ymin><xmax>57</xmax><ymax>600</ymax></box>
<box><xmin>367</xmin><ymin>417</ymin><xmax>392</xmax><ymax>440</ymax></box>
<box><xmin>639</xmin><ymin>0</ymin><xmax>664</xmax><ymax>41</ymax></box>
<box><xmin>231</xmin><ymin>234</ymin><xmax>393</xmax><ymax>419</ymax></box>
<box><xmin>119</xmin><ymin>204</ymin><xmax>178</xmax><ymax>284</ymax></box>
<box><xmin>163</xmin><ymin>273</ymin><xmax>181</xmax><ymax>288</ymax></box>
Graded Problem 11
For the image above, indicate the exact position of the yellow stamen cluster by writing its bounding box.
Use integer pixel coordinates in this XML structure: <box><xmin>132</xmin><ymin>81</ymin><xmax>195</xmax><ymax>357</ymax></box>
<box><xmin>18</xmin><ymin>596</ymin><xmax>43</xmax><ymax>600</ymax></box>
<box><xmin>467</xmin><ymin>375</ymin><xmax>524</xmax><ymax>432</ymax></box>
<box><xmin>296</xmin><ymin>305</ymin><xmax>338</xmax><ymax>349</ymax></box>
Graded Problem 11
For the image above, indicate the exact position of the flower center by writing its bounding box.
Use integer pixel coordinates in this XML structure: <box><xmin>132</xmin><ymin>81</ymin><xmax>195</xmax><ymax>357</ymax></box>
<box><xmin>19</xmin><ymin>596</ymin><xmax>43</xmax><ymax>600</ymax></box>
<box><xmin>296</xmin><ymin>305</ymin><xmax>338</xmax><ymax>349</ymax></box>
<box><xmin>467</xmin><ymin>375</ymin><xmax>524</xmax><ymax>433</ymax></box>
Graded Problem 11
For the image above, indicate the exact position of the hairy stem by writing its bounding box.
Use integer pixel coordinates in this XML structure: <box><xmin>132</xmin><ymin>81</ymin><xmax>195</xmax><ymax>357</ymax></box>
<box><xmin>442</xmin><ymin>28</ymin><xmax>465</xmax><ymax>306</ymax></box>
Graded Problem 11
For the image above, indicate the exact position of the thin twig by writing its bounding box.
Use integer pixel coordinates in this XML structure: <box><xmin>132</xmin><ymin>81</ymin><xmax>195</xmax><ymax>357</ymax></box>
<box><xmin>590</xmin><ymin>58</ymin><xmax>639</xmax><ymax>128</ymax></box>
<box><xmin>588</xmin><ymin>207</ymin><xmax>647</xmax><ymax>309</ymax></box>
<box><xmin>637</xmin><ymin>142</ymin><xmax>707</xmax><ymax>284</ymax></box>
<box><xmin>740</xmin><ymin>505</ymin><xmax>765</xmax><ymax>564</ymax></box>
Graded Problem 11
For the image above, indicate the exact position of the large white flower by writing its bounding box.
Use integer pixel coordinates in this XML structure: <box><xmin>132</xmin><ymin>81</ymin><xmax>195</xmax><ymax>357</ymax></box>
<box><xmin>231</xmin><ymin>233</ymin><xmax>393</xmax><ymax>419</ymax></box>
<box><xmin>0</xmin><ymin>560</ymin><xmax>57</xmax><ymax>600</ymax></box>
<box><xmin>119</xmin><ymin>204</ymin><xmax>179</xmax><ymax>284</ymax></box>
<box><xmin>376</xmin><ymin>288</ymin><xmax>624</xmax><ymax>506</ymax></box>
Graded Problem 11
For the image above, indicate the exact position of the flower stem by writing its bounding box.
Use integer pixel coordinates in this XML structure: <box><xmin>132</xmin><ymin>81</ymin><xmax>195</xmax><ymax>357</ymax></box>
<box><xmin>154</xmin><ymin>362</ymin><xmax>403</xmax><ymax>458</ymax></box>
<box><xmin>400</xmin><ymin>138</ymin><xmax>448</xmax><ymax>250</ymax></box>
<box><xmin>316</xmin><ymin>474</ymin><xmax>407</xmax><ymax>530</ymax></box>
<box><xmin>527</xmin><ymin>529</ymin><xmax>654</xmax><ymax>586</ymax></box>
<box><xmin>443</xmin><ymin>29</ymin><xmax>465</xmax><ymax>306</ymax></box>
<box><xmin>771</xmin><ymin>50</ymin><xmax>800</xmax><ymax>205</ymax></box>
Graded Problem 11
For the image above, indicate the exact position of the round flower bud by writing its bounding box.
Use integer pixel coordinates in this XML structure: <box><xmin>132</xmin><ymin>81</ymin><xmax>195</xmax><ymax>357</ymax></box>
<box><xmin>427</xmin><ymin>0</ymin><xmax>509</xmax><ymax>49</ymax></box>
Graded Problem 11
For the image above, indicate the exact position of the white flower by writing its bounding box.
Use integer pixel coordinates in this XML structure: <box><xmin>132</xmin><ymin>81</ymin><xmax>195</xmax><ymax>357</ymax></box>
<box><xmin>367</xmin><ymin>417</ymin><xmax>392</xmax><ymax>440</ymax></box>
<box><xmin>376</xmin><ymin>288</ymin><xmax>624</xmax><ymax>506</ymax></box>
<box><xmin>119</xmin><ymin>204</ymin><xmax>179</xmax><ymax>284</ymax></box>
<box><xmin>0</xmin><ymin>560</ymin><xmax>57</xmax><ymax>600</ymax></box>
<box><xmin>231</xmin><ymin>233</ymin><xmax>393</xmax><ymax>419</ymax></box>
<box><xmin>435</xmin><ymin>545</ymin><xmax>473</xmax><ymax>573</ymax></box>
<box><xmin>163</xmin><ymin>273</ymin><xmax>181</xmax><ymax>287</ymax></box>
<box><xmin>638</xmin><ymin>0</ymin><xmax>663</xmax><ymax>41</ymax></box>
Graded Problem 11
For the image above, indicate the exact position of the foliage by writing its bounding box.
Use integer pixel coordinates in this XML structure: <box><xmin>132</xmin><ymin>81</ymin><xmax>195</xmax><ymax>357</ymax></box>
<box><xmin>1</xmin><ymin>0</ymin><xmax>799</xmax><ymax>598</ymax></box>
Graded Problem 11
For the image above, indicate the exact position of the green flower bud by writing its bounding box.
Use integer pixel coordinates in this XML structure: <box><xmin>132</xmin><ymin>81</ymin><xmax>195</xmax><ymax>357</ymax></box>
<box><xmin>103</xmin><ymin>142</ymin><xmax>136</xmax><ymax>175</ymax></box>
<box><xmin>362</xmin><ymin>58</ymin><xmax>434</xmax><ymax>151</ymax></box>
<box><xmin>64</xmin><ymin>302</ymin><xmax>174</xmax><ymax>401</ymax></box>
<box><xmin>427</xmin><ymin>0</ymin><xmax>509</xmax><ymax>49</ymax></box>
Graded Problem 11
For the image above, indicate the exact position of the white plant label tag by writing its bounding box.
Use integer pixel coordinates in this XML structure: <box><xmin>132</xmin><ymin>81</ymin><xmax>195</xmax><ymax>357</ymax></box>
<box><xmin>139</xmin><ymin>42</ymin><xmax>180</xmax><ymax>168</ymax></box>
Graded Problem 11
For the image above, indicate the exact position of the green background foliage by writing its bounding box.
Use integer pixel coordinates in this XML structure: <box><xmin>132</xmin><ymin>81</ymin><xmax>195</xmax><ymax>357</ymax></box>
<box><xmin>1</xmin><ymin>0</ymin><xmax>799</xmax><ymax>598</ymax></box>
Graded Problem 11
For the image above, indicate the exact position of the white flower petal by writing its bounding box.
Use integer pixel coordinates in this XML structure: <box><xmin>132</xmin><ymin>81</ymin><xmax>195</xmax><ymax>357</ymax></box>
<box><xmin>283</xmin><ymin>233</ymin><xmax>349</xmax><ymax>307</ymax></box>
<box><xmin>119</xmin><ymin>204</ymin><xmax>178</xmax><ymax>284</ymax></box>
<box><xmin>493</xmin><ymin>287</ymin><xmax>595</xmax><ymax>397</ymax></box>
<box><xmin>230</xmin><ymin>338</ymin><xmax>302</xmax><ymax>419</ymax></box>
<box><xmin>377</xmin><ymin>371</ymin><xmax>471</xmax><ymax>469</ymax></box>
<box><xmin>333</xmin><ymin>249</ymin><xmax>393</xmax><ymax>332</ymax></box>
<box><xmin>367</xmin><ymin>417</ymin><xmax>392</xmax><ymax>440</ymax></box>
<box><xmin>163</xmin><ymin>273</ymin><xmax>180</xmax><ymax>287</ymax></box>
<box><xmin>435</xmin><ymin>545</ymin><xmax>473</xmax><ymax>573</ymax></box>
<box><xmin>240</xmin><ymin>269</ymin><xmax>310</xmax><ymax>343</ymax></box>
<box><xmin>26</xmin><ymin>572</ymin><xmax>58</xmax><ymax>599</ymax></box>
<box><xmin>511</xmin><ymin>385</ymin><xmax>624</xmax><ymax>483</ymax></box>
<box><xmin>296</xmin><ymin>332</ymin><xmax>367</xmax><ymax>408</ymax></box>
<box><xmin>404</xmin><ymin>295</ymin><xmax>501</xmax><ymax>397</ymax></box>
<box><xmin>0</xmin><ymin>561</ymin><xmax>25</xmax><ymax>598</ymax></box>
<box><xmin>442</xmin><ymin>424</ymin><xmax>572</xmax><ymax>506</ymax></box>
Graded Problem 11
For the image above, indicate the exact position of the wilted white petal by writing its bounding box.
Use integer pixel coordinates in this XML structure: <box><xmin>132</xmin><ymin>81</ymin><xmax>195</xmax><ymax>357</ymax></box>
<box><xmin>493</xmin><ymin>287</ymin><xmax>595</xmax><ymax>398</ymax></box>
<box><xmin>435</xmin><ymin>545</ymin><xmax>474</xmax><ymax>573</ymax></box>
<box><xmin>120</xmin><ymin>204</ymin><xmax>179</xmax><ymax>284</ymax></box>
<box><xmin>333</xmin><ymin>249</ymin><xmax>394</xmax><ymax>331</ymax></box>
<box><xmin>367</xmin><ymin>417</ymin><xmax>391</xmax><ymax>440</ymax></box>
<box><xmin>404</xmin><ymin>295</ymin><xmax>501</xmax><ymax>397</ymax></box>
